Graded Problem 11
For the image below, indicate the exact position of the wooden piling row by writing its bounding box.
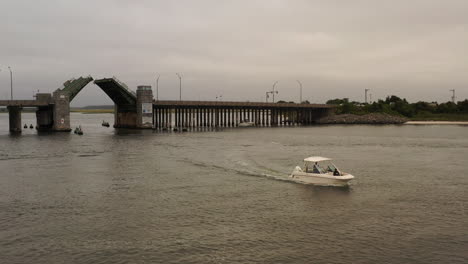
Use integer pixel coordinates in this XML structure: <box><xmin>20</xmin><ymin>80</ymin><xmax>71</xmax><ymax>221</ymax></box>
<box><xmin>152</xmin><ymin>105</ymin><xmax>331</xmax><ymax>130</ymax></box>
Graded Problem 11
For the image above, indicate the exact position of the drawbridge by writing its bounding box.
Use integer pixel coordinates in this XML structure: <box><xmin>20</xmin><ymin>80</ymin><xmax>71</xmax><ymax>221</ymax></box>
<box><xmin>56</xmin><ymin>76</ymin><xmax>94</xmax><ymax>102</ymax></box>
<box><xmin>93</xmin><ymin>77</ymin><xmax>137</xmax><ymax>111</ymax></box>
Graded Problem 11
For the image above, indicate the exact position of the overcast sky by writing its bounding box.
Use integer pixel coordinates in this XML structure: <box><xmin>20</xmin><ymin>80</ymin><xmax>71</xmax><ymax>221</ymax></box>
<box><xmin>1</xmin><ymin>0</ymin><xmax>467</xmax><ymax>106</ymax></box>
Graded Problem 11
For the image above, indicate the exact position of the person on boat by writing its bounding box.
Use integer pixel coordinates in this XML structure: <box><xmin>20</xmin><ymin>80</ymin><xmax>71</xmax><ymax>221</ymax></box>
<box><xmin>333</xmin><ymin>168</ymin><xmax>341</xmax><ymax>176</ymax></box>
<box><xmin>313</xmin><ymin>162</ymin><xmax>323</xmax><ymax>174</ymax></box>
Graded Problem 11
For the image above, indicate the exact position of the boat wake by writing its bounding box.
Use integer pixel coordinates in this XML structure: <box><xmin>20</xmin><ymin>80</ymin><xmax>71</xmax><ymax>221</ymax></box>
<box><xmin>176</xmin><ymin>156</ymin><xmax>302</xmax><ymax>184</ymax></box>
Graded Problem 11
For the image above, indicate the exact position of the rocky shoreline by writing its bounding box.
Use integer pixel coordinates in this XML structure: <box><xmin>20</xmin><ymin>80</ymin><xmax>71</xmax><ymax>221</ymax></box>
<box><xmin>317</xmin><ymin>113</ymin><xmax>408</xmax><ymax>124</ymax></box>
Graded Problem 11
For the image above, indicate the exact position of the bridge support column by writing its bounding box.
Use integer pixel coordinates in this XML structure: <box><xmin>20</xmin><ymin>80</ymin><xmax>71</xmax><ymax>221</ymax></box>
<box><xmin>136</xmin><ymin>85</ymin><xmax>153</xmax><ymax>129</ymax></box>
<box><xmin>35</xmin><ymin>94</ymin><xmax>53</xmax><ymax>131</ymax></box>
<box><xmin>8</xmin><ymin>106</ymin><xmax>22</xmax><ymax>133</ymax></box>
<box><xmin>52</xmin><ymin>91</ymin><xmax>71</xmax><ymax>132</ymax></box>
<box><xmin>36</xmin><ymin>107</ymin><xmax>53</xmax><ymax>130</ymax></box>
<box><xmin>114</xmin><ymin>105</ymin><xmax>137</xmax><ymax>128</ymax></box>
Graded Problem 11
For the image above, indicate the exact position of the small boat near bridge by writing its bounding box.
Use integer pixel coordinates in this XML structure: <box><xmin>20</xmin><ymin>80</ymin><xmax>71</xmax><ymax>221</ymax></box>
<box><xmin>290</xmin><ymin>156</ymin><xmax>354</xmax><ymax>187</ymax></box>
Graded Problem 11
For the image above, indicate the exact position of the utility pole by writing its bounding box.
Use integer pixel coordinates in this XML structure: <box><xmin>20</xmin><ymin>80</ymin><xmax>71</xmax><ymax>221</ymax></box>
<box><xmin>450</xmin><ymin>89</ymin><xmax>455</xmax><ymax>103</ymax></box>
<box><xmin>156</xmin><ymin>74</ymin><xmax>160</xmax><ymax>101</ymax></box>
<box><xmin>364</xmin><ymin>89</ymin><xmax>370</xmax><ymax>104</ymax></box>
<box><xmin>8</xmin><ymin>66</ymin><xmax>13</xmax><ymax>100</ymax></box>
<box><xmin>296</xmin><ymin>80</ymin><xmax>303</xmax><ymax>103</ymax></box>
<box><xmin>176</xmin><ymin>73</ymin><xmax>182</xmax><ymax>101</ymax></box>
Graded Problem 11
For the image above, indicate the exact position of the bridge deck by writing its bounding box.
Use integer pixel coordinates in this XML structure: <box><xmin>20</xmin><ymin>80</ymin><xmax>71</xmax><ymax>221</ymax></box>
<box><xmin>94</xmin><ymin>78</ymin><xmax>137</xmax><ymax>106</ymax></box>
<box><xmin>153</xmin><ymin>100</ymin><xmax>334</xmax><ymax>109</ymax></box>
<box><xmin>0</xmin><ymin>100</ymin><xmax>49</xmax><ymax>107</ymax></box>
<box><xmin>152</xmin><ymin>100</ymin><xmax>335</xmax><ymax>128</ymax></box>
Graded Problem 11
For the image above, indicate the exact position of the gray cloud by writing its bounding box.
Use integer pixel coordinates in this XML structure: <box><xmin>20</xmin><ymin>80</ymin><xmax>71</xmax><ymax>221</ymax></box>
<box><xmin>0</xmin><ymin>0</ymin><xmax>467</xmax><ymax>106</ymax></box>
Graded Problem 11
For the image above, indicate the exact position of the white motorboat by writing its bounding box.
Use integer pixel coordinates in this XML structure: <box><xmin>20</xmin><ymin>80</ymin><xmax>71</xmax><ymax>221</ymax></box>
<box><xmin>74</xmin><ymin>126</ymin><xmax>83</xmax><ymax>135</ymax></box>
<box><xmin>238</xmin><ymin>119</ymin><xmax>255</xmax><ymax>127</ymax></box>
<box><xmin>290</xmin><ymin>156</ymin><xmax>354</xmax><ymax>186</ymax></box>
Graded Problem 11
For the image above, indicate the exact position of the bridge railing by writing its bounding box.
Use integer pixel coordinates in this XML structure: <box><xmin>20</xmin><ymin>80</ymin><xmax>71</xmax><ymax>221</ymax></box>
<box><xmin>112</xmin><ymin>76</ymin><xmax>136</xmax><ymax>97</ymax></box>
<box><xmin>57</xmin><ymin>78</ymin><xmax>76</xmax><ymax>91</ymax></box>
<box><xmin>57</xmin><ymin>75</ymin><xmax>92</xmax><ymax>91</ymax></box>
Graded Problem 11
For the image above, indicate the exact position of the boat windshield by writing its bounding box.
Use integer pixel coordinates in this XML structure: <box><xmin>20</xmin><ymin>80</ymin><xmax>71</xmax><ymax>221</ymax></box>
<box><xmin>305</xmin><ymin>163</ymin><xmax>326</xmax><ymax>174</ymax></box>
<box><xmin>326</xmin><ymin>164</ymin><xmax>337</xmax><ymax>172</ymax></box>
<box><xmin>305</xmin><ymin>161</ymin><xmax>339</xmax><ymax>174</ymax></box>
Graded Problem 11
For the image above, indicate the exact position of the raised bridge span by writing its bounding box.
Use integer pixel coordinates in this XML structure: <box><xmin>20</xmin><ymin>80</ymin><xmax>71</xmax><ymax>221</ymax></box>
<box><xmin>0</xmin><ymin>76</ymin><xmax>335</xmax><ymax>133</ymax></box>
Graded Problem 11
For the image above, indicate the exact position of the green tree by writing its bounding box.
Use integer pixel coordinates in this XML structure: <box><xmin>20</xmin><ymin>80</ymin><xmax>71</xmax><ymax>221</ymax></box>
<box><xmin>326</xmin><ymin>98</ymin><xmax>349</xmax><ymax>105</ymax></box>
<box><xmin>457</xmin><ymin>99</ymin><xmax>468</xmax><ymax>113</ymax></box>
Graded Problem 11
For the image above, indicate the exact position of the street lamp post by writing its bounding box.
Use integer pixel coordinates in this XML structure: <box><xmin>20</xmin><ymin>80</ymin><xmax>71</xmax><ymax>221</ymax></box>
<box><xmin>8</xmin><ymin>66</ymin><xmax>13</xmax><ymax>100</ymax></box>
<box><xmin>296</xmin><ymin>80</ymin><xmax>302</xmax><ymax>103</ymax></box>
<box><xmin>176</xmin><ymin>73</ymin><xmax>182</xmax><ymax>101</ymax></box>
<box><xmin>272</xmin><ymin>81</ymin><xmax>278</xmax><ymax>103</ymax></box>
<box><xmin>156</xmin><ymin>74</ymin><xmax>160</xmax><ymax>101</ymax></box>
<box><xmin>266</xmin><ymin>81</ymin><xmax>279</xmax><ymax>103</ymax></box>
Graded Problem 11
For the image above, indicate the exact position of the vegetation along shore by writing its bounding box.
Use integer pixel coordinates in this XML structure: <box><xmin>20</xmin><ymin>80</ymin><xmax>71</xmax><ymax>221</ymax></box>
<box><xmin>322</xmin><ymin>96</ymin><xmax>468</xmax><ymax>123</ymax></box>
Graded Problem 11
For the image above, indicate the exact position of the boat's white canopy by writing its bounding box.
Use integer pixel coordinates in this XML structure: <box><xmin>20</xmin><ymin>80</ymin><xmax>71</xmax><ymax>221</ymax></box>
<box><xmin>304</xmin><ymin>156</ymin><xmax>331</xmax><ymax>162</ymax></box>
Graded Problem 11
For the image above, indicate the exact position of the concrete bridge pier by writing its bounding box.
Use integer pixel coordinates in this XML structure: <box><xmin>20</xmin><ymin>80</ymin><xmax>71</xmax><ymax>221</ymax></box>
<box><xmin>112</xmin><ymin>85</ymin><xmax>153</xmax><ymax>129</ymax></box>
<box><xmin>7</xmin><ymin>106</ymin><xmax>22</xmax><ymax>133</ymax></box>
<box><xmin>35</xmin><ymin>94</ymin><xmax>53</xmax><ymax>131</ymax></box>
<box><xmin>136</xmin><ymin>85</ymin><xmax>153</xmax><ymax>129</ymax></box>
<box><xmin>36</xmin><ymin>107</ymin><xmax>53</xmax><ymax>130</ymax></box>
<box><xmin>114</xmin><ymin>105</ymin><xmax>137</xmax><ymax>128</ymax></box>
<box><xmin>52</xmin><ymin>91</ymin><xmax>71</xmax><ymax>132</ymax></box>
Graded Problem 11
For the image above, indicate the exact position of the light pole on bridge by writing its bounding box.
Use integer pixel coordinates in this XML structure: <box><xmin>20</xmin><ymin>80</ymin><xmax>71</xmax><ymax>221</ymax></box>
<box><xmin>296</xmin><ymin>80</ymin><xmax>302</xmax><ymax>103</ymax></box>
<box><xmin>272</xmin><ymin>81</ymin><xmax>278</xmax><ymax>103</ymax></box>
<box><xmin>266</xmin><ymin>82</ymin><xmax>278</xmax><ymax>103</ymax></box>
<box><xmin>8</xmin><ymin>66</ymin><xmax>13</xmax><ymax>100</ymax></box>
<box><xmin>176</xmin><ymin>73</ymin><xmax>182</xmax><ymax>101</ymax></box>
<box><xmin>156</xmin><ymin>73</ymin><xmax>160</xmax><ymax>101</ymax></box>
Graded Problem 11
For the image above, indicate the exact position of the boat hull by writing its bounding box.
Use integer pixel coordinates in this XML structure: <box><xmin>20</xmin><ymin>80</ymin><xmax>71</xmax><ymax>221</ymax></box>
<box><xmin>238</xmin><ymin>122</ymin><xmax>255</xmax><ymax>127</ymax></box>
<box><xmin>290</xmin><ymin>171</ymin><xmax>354</xmax><ymax>187</ymax></box>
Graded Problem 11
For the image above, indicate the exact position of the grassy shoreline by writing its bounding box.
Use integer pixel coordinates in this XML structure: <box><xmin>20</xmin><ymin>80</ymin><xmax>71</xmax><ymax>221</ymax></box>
<box><xmin>409</xmin><ymin>113</ymin><xmax>468</xmax><ymax>121</ymax></box>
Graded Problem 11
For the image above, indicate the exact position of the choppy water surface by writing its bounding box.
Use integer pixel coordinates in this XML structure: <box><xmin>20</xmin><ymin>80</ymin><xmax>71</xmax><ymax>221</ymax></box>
<box><xmin>0</xmin><ymin>113</ymin><xmax>467</xmax><ymax>264</ymax></box>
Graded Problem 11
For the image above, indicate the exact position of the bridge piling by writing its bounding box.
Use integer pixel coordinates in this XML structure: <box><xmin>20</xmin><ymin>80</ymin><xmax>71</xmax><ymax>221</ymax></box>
<box><xmin>151</xmin><ymin>101</ymin><xmax>334</xmax><ymax>130</ymax></box>
<box><xmin>7</xmin><ymin>106</ymin><xmax>22</xmax><ymax>133</ymax></box>
<box><xmin>178</xmin><ymin>108</ymin><xmax>182</xmax><ymax>128</ymax></box>
<box><xmin>177</xmin><ymin>108</ymin><xmax>181</xmax><ymax>128</ymax></box>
